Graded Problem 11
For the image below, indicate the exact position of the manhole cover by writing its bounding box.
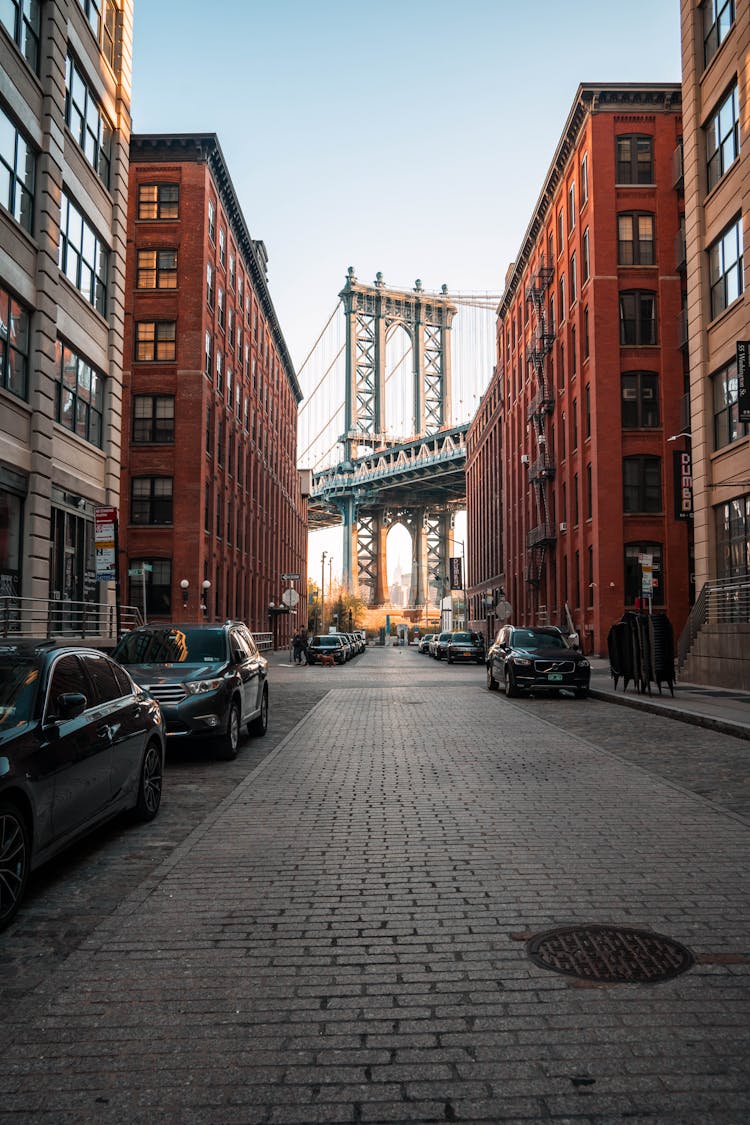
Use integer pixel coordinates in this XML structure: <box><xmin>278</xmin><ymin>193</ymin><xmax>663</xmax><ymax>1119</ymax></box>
<box><xmin>526</xmin><ymin>925</ymin><xmax>694</xmax><ymax>983</ymax></box>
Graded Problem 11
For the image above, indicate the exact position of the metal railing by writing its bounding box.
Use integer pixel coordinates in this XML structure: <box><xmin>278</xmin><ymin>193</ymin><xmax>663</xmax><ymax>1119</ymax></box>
<box><xmin>253</xmin><ymin>632</ymin><xmax>273</xmax><ymax>651</ymax></box>
<box><xmin>678</xmin><ymin>576</ymin><xmax>750</xmax><ymax>667</ymax></box>
<box><xmin>0</xmin><ymin>596</ymin><xmax>143</xmax><ymax>640</ymax></box>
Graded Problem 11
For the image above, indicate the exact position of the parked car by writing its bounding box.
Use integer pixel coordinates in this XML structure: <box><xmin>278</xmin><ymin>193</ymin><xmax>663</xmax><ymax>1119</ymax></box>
<box><xmin>446</xmin><ymin>630</ymin><xmax>486</xmax><ymax>664</ymax></box>
<box><xmin>433</xmin><ymin>631</ymin><xmax>454</xmax><ymax>660</ymax></box>
<box><xmin>113</xmin><ymin>621</ymin><xmax>268</xmax><ymax>760</ymax></box>
<box><xmin>307</xmin><ymin>635</ymin><xmax>347</xmax><ymax>664</ymax></box>
<box><xmin>418</xmin><ymin>634</ymin><xmax>434</xmax><ymax>654</ymax></box>
<box><xmin>486</xmin><ymin>625</ymin><xmax>590</xmax><ymax>698</ymax></box>
<box><xmin>0</xmin><ymin>641</ymin><xmax>165</xmax><ymax>932</ymax></box>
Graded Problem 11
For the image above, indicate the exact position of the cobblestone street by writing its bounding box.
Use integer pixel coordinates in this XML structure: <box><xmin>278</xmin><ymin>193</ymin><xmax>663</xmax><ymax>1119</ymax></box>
<box><xmin>1</xmin><ymin>645</ymin><xmax>749</xmax><ymax>1123</ymax></box>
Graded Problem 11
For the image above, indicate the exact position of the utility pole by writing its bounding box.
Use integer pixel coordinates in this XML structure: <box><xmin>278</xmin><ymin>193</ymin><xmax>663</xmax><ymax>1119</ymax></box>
<box><xmin>321</xmin><ymin>550</ymin><xmax>327</xmax><ymax>632</ymax></box>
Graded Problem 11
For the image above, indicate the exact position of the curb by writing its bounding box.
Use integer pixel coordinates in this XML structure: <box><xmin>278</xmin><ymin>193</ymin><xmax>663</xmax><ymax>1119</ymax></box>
<box><xmin>589</xmin><ymin>685</ymin><xmax>750</xmax><ymax>742</ymax></box>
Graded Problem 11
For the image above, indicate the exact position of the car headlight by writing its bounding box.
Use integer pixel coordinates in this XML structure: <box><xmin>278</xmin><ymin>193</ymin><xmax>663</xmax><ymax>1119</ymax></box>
<box><xmin>513</xmin><ymin>657</ymin><xmax>532</xmax><ymax>667</ymax></box>
<box><xmin>578</xmin><ymin>659</ymin><xmax>591</xmax><ymax>669</ymax></box>
<box><xmin>183</xmin><ymin>678</ymin><xmax>224</xmax><ymax>695</ymax></box>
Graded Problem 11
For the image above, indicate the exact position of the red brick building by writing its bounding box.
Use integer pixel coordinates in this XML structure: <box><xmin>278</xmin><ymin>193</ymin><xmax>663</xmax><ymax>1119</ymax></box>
<box><xmin>120</xmin><ymin>134</ymin><xmax>306</xmax><ymax>642</ymax></box>
<box><xmin>467</xmin><ymin>84</ymin><xmax>690</xmax><ymax>655</ymax></box>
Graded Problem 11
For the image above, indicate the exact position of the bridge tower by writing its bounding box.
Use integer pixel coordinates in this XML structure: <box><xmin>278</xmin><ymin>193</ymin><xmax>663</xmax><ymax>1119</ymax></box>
<box><xmin>337</xmin><ymin>269</ymin><xmax>458</xmax><ymax>606</ymax></box>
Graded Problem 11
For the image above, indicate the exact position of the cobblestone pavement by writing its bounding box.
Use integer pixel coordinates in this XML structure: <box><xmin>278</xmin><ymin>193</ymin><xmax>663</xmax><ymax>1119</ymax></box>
<box><xmin>1</xmin><ymin>646</ymin><xmax>749</xmax><ymax>1123</ymax></box>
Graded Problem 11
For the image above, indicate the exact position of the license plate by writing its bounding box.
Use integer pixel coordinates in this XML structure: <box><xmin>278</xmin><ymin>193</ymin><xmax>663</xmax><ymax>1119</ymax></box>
<box><xmin>548</xmin><ymin>673</ymin><xmax>563</xmax><ymax>682</ymax></box>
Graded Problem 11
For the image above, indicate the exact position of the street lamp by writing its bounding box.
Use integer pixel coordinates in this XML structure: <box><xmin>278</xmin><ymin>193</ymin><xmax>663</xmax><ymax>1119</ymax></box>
<box><xmin>180</xmin><ymin>578</ymin><xmax>189</xmax><ymax>608</ymax></box>
<box><xmin>201</xmin><ymin>578</ymin><xmax>211</xmax><ymax>617</ymax></box>
<box><xmin>321</xmin><ymin>550</ymin><xmax>327</xmax><ymax>632</ymax></box>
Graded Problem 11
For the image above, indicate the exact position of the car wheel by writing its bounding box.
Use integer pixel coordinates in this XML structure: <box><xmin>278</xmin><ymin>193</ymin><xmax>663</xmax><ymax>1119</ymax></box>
<box><xmin>504</xmin><ymin>669</ymin><xmax>520</xmax><ymax>698</ymax></box>
<box><xmin>248</xmin><ymin>683</ymin><xmax>269</xmax><ymax>737</ymax></box>
<box><xmin>216</xmin><ymin>701</ymin><xmax>240</xmax><ymax>760</ymax></box>
<box><xmin>0</xmin><ymin>801</ymin><xmax>30</xmax><ymax>933</ymax></box>
<box><xmin>487</xmin><ymin>665</ymin><xmax>499</xmax><ymax>691</ymax></box>
<box><xmin>132</xmin><ymin>740</ymin><xmax>163</xmax><ymax>821</ymax></box>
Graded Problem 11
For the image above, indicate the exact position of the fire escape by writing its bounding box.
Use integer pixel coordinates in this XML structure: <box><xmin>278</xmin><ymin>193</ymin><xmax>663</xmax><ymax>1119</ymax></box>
<box><xmin>524</xmin><ymin>258</ymin><xmax>556</xmax><ymax>588</ymax></box>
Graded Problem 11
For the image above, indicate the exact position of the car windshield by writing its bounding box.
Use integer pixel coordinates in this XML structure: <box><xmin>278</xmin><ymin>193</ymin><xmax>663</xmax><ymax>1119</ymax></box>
<box><xmin>314</xmin><ymin>636</ymin><xmax>339</xmax><ymax>647</ymax></box>
<box><xmin>512</xmin><ymin>629</ymin><xmax>566</xmax><ymax>649</ymax></box>
<box><xmin>114</xmin><ymin>627</ymin><xmax>227</xmax><ymax>664</ymax></box>
<box><xmin>0</xmin><ymin>655</ymin><xmax>41</xmax><ymax>728</ymax></box>
<box><xmin>452</xmin><ymin>632</ymin><xmax>478</xmax><ymax>643</ymax></box>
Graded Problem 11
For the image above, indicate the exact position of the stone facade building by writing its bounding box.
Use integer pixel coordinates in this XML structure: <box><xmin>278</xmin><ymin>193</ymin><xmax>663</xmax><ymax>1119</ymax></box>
<box><xmin>1</xmin><ymin>1</ymin><xmax>132</xmax><ymax>626</ymax></box>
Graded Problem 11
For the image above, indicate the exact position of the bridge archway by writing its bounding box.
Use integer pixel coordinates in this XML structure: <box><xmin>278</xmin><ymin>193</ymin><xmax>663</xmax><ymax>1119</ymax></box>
<box><xmin>385</xmin><ymin>324</ymin><xmax>414</xmax><ymax>440</ymax></box>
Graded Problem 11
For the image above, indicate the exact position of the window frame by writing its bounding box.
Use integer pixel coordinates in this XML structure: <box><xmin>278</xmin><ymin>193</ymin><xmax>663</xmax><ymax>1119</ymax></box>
<box><xmin>58</xmin><ymin>192</ymin><xmax>108</xmax><ymax>315</ymax></box>
<box><xmin>616</xmin><ymin>134</ymin><xmax>654</xmax><ymax>185</ymax></box>
<box><xmin>624</xmin><ymin>542</ymin><xmax>664</xmax><ymax>606</ymax></box>
<box><xmin>0</xmin><ymin>103</ymin><xmax>35</xmax><ymax>232</ymax></box>
<box><xmin>0</xmin><ymin>0</ymin><xmax>41</xmax><ymax>72</ymax></box>
<box><xmin>65</xmin><ymin>54</ymin><xmax>112</xmax><ymax>187</ymax></box>
<box><xmin>704</xmin><ymin>0</ymin><xmax>735</xmax><ymax>69</ymax></box>
<box><xmin>708</xmin><ymin>216</ymin><xmax>744</xmax><ymax>319</ymax></box>
<box><xmin>132</xmin><ymin>394</ymin><xmax>175</xmax><ymax>444</ymax></box>
<box><xmin>130</xmin><ymin>476</ymin><xmax>174</xmax><ymax>526</ymax></box>
<box><xmin>621</xmin><ymin>371</ymin><xmax>660</xmax><ymax>429</ymax></box>
<box><xmin>617</xmin><ymin>212</ymin><xmax>655</xmax><ymax>266</ymax></box>
<box><xmin>54</xmin><ymin>339</ymin><xmax>105</xmax><ymax>448</ymax></box>
<box><xmin>137</xmin><ymin>182</ymin><xmax>179</xmax><ymax>221</ymax></box>
<box><xmin>0</xmin><ymin>284</ymin><xmax>31</xmax><ymax>400</ymax></box>
<box><xmin>713</xmin><ymin>357</ymin><xmax>749</xmax><ymax>448</ymax></box>
<box><xmin>136</xmin><ymin>248</ymin><xmax>177</xmax><ymax>290</ymax></box>
<box><xmin>706</xmin><ymin>82</ymin><xmax>740</xmax><ymax>191</ymax></box>
<box><xmin>623</xmin><ymin>455</ymin><xmax>662</xmax><ymax>514</ymax></box>
<box><xmin>619</xmin><ymin>290</ymin><xmax>657</xmax><ymax>346</ymax></box>
<box><xmin>134</xmin><ymin>321</ymin><xmax>176</xmax><ymax>362</ymax></box>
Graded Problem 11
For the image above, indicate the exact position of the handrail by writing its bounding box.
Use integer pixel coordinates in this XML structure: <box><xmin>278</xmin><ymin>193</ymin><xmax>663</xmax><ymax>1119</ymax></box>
<box><xmin>678</xmin><ymin>576</ymin><xmax>750</xmax><ymax>666</ymax></box>
<box><xmin>0</xmin><ymin>596</ymin><xmax>142</xmax><ymax>640</ymax></box>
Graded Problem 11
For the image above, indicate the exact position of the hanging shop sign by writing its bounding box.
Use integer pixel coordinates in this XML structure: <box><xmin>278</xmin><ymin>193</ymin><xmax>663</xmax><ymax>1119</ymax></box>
<box><xmin>449</xmin><ymin>556</ymin><xmax>463</xmax><ymax>590</ymax></box>
<box><xmin>737</xmin><ymin>340</ymin><xmax>750</xmax><ymax>423</ymax></box>
<box><xmin>673</xmin><ymin>450</ymin><xmax>693</xmax><ymax>520</ymax></box>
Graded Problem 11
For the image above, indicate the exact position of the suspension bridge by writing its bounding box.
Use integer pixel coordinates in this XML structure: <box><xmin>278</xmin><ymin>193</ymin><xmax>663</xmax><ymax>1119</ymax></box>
<box><xmin>297</xmin><ymin>268</ymin><xmax>500</xmax><ymax>609</ymax></box>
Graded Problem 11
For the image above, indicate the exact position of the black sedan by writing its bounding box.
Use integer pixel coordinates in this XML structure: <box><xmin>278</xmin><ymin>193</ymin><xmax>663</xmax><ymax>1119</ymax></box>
<box><xmin>446</xmin><ymin>631</ymin><xmax>486</xmax><ymax>664</ymax></box>
<box><xmin>486</xmin><ymin>625</ymin><xmax>590</xmax><ymax>698</ymax></box>
<box><xmin>0</xmin><ymin>641</ymin><xmax>165</xmax><ymax>932</ymax></box>
<box><xmin>307</xmin><ymin>635</ymin><xmax>347</xmax><ymax>664</ymax></box>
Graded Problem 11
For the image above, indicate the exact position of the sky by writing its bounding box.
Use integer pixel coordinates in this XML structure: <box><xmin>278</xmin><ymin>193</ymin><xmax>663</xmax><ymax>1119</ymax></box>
<box><xmin>131</xmin><ymin>0</ymin><xmax>683</xmax><ymax>585</ymax></box>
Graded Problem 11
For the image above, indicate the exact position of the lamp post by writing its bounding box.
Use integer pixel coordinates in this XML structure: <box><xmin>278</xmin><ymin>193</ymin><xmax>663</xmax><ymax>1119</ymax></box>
<box><xmin>449</xmin><ymin>536</ymin><xmax>466</xmax><ymax>629</ymax></box>
<box><xmin>180</xmin><ymin>578</ymin><xmax>189</xmax><ymax>612</ymax></box>
<box><xmin>269</xmin><ymin>601</ymin><xmax>277</xmax><ymax>650</ymax></box>
<box><xmin>321</xmin><ymin>550</ymin><xmax>327</xmax><ymax>632</ymax></box>
<box><xmin>201</xmin><ymin>579</ymin><xmax>211</xmax><ymax>618</ymax></box>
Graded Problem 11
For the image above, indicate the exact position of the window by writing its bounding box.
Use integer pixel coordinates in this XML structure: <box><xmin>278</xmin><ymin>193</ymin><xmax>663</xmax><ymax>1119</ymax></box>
<box><xmin>624</xmin><ymin>543</ymin><xmax>664</xmax><ymax>605</ymax></box>
<box><xmin>133</xmin><ymin>395</ymin><xmax>174</xmax><ymax>443</ymax></box>
<box><xmin>568</xmin><ymin>182</ymin><xmax>576</xmax><ymax>231</ymax></box>
<box><xmin>218</xmin><ymin>287</ymin><xmax>225</xmax><ymax>330</ymax></box>
<box><xmin>570</xmin><ymin>252</ymin><xmax>577</xmax><ymax>304</ymax></box>
<box><xmin>137</xmin><ymin>249</ymin><xmax>177</xmax><ymax>289</ymax></box>
<box><xmin>0</xmin><ymin>104</ymin><xmax>35</xmax><ymax>232</ymax></box>
<box><xmin>204</xmin><ymin>481</ymin><xmax>211</xmax><ymax>532</ymax></box>
<box><xmin>135</xmin><ymin>321</ymin><xmax>176</xmax><ymax>362</ymax></box>
<box><xmin>706</xmin><ymin>83</ymin><xmax>740</xmax><ymax>190</ymax></box>
<box><xmin>0</xmin><ymin>285</ymin><xmax>30</xmax><ymax>399</ymax></box>
<box><xmin>571</xmin><ymin>326</ymin><xmax>577</xmax><ymax>376</ymax></box>
<box><xmin>1</xmin><ymin>0</ymin><xmax>40</xmax><ymax>71</ymax></box>
<box><xmin>78</xmin><ymin>0</ymin><xmax>117</xmax><ymax>67</ymax></box>
<box><xmin>55</xmin><ymin>340</ymin><xmax>104</xmax><ymax>447</ymax></box>
<box><xmin>229</xmin><ymin>252</ymin><xmax>235</xmax><ymax>289</ymax></box>
<box><xmin>715</xmin><ymin>493</ymin><xmax>750</xmax><ymax>578</ymax></box>
<box><xmin>713</xmin><ymin>358</ymin><xmax>749</xmax><ymax>448</ymax></box>
<box><xmin>584</xmin><ymin>384</ymin><xmax>591</xmax><ymax>438</ymax></box>
<box><xmin>619</xmin><ymin>291</ymin><xmax>657</xmax><ymax>345</ymax></box>
<box><xmin>206</xmin><ymin>262</ymin><xmax>214</xmax><ymax>307</ymax></box>
<box><xmin>219</xmin><ymin>227</ymin><xmax>226</xmax><ymax>268</ymax></box>
<box><xmin>618</xmin><ymin>213</ymin><xmax>655</xmax><ymax>266</ymax></box>
<box><xmin>205</xmin><ymin>330</ymin><xmax>212</xmax><ymax>377</ymax></box>
<box><xmin>621</xmin><ymin>371</ymin><xmax>659</xmax><ymax>428</ymax></box>
<box><xmin>583</xmin><ymin>306</ymin><xmax>589</xmax><ymax>360</ymax></box>
<box><xmin>581</xmin><ymin>152</ymin><xmax>589</xmax><ymax>204</ymax></box>
<box><xmin>65</xmin><ymin>55</ymin><xmax>112</xmax><ymax>186</ymax></box>
<box><xmin>131</xmin><ymin>477</ymin><xmax>173</xmax><ymax>525</ymax></box>
<box><xmin>709</xmin><ymin>217</ymin><xmax>743</xmax><ymax>318</ymax></box>
<box><xmin>704</xmin><ymin>0</ymin><xmax>735</xmax><ymax>68</ymax></box>
<box><xmin>616</xmin><ymin>135</ymin><xmax>653</xmax><ymax>184</ymax></box>
<box><xmin>208</xmin><ymin>198</ymin><xmax>216</xmax><ymax>242</ymax></box>
<box><xmin>128</xmin><ymin>558</ymin><xmax>172</xmax><ymax>616</ymax></box>
<box><xmin>586</xmin><ymin>463</ymin><xmax>592</xmax><ymax>519</ymax></box>
<box><xmin>558</xmin><ymin>276</ymin><xmax>566</xmax><ymax>321</ymax></box>
<box><xmin>572</xmin><ymin>397</ymin><xmax>578</xmax><ymax>450</ymax></box>
<box><xmin>557</xmin><ymin>210</ymin><xmax>564</xmax><ymax>251</ymax></box>
<box><xmin>560</xmin><ymin>411</ymin><xmax>566</xmax><ymax>460</ymax></box>
<box><xmin>559</xmin><ymin>344</ymin><xmax>565</xmax><ymax>390</ymax></box>
<box><xmin>138</xmin><ymin>183</ymin><xmax>179</xmax><ymax>220</ymax></box>
<box><xmin>228</xmin><ymin>307</ymin><xmax>235</xmax><ymax>347</ymax></box>
<box><xmin>623</xmin><ymin>456</ymin><xmax>662</xmax><ymax>513</ymax></box>
<box><xmin>58</xmin><ymin>192</ymin><xmax>108</xmax><ymax>314</ymax></box>
<box><xmin>83</xmin><ymin>653</ymin><xmax>122</xmax><ymax>705</ymax></box>
<box><xmin>582</xmin><ymin>228</ymin><xmax>590</xmax><ymax>282</ymax></box>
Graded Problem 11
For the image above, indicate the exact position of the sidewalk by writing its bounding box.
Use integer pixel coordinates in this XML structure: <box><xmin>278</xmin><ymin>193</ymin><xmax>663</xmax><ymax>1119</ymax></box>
<box><xmin>588</xmin><ymin>656</ymin><xmax>750</xmax><ymax>741</ymax></box>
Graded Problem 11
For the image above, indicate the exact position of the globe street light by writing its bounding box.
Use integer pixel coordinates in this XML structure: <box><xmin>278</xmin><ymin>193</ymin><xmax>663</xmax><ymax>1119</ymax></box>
<box><xmin>180</xmin><ymin>578</ymin><xmax>189</xmax><ymax>608</ymax></box>
<box><xmin>201</xmin><ymin>578</ymin><xmax>211</xmax><ymax>617</ymax></box>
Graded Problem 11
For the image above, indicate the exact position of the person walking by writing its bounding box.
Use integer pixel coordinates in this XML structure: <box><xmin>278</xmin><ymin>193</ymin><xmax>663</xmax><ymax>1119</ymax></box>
<box><xmin>292</xmin><ymin>631</ymin><xmax>303</xmax><ymax>665</ymax></box>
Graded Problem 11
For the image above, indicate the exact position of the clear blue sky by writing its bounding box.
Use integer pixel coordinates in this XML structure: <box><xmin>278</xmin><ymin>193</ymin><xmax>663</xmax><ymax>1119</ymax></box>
<box><xmin>131</xmin><ymin>0</ymin><xmax>682</xmax><ymax>582</ymax></box>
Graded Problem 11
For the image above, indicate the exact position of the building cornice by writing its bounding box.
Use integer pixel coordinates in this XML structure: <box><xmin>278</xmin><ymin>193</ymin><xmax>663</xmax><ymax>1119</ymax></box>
<box><xmin>130</xmin><ymin>133</ymin><xmax>302</xmax><ymax>403</ymax></box>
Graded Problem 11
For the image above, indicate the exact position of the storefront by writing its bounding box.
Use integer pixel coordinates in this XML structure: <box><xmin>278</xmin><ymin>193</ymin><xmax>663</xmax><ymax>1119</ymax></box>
<box><xmin>49</xmin><ymin>487</ymin><xmax>98</xmax><ymax>627</ymax></box>
<box><xmin>0</xmin><ymin>467</ymin><xmax>25</xmax><ymax>598</ymax></box>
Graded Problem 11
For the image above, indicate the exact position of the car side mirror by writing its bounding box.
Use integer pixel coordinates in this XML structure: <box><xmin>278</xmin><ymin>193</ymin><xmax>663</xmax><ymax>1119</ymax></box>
<box><xmin>55</xmin><ymin>692</ymin><xmax>87</xmax><ymax>721</ymax></box>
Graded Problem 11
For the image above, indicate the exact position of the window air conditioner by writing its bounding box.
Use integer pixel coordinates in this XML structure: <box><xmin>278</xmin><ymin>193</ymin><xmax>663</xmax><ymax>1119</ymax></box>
<box><xmin>559</xmin><ymin>521</ymin><xmax>567</xmax><ymax>532</ymax></box>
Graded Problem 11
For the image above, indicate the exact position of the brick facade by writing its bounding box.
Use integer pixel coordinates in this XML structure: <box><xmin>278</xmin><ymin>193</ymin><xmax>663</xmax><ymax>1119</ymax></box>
<box><xmin>467</xmin><ymin>84</ymin><xmax>690</xmax><ymax>655</ymax></box>
<box><xmin>120</xmin><ymin>135</ymin><xmax>306</xmax><ymax>643</ymax></box>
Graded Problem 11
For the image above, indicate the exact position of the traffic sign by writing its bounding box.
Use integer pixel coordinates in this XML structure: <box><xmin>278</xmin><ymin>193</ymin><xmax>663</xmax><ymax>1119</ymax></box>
<box><xmin>282</xmin><ymin>588</ymin><xmax>300</xmax><ymax>607</ymax></box>
<box><xmin>281</xmin><ymin>573</ymin><xmax>300</xmax><ymax>581</ymax></box>
<box><xmin>128</xmin><ymin>568</ymin><xmax>142</xmax><ymax>578</ymax></box>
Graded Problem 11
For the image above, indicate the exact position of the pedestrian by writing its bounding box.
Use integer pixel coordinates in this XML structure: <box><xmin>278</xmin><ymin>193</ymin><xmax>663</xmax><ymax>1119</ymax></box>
<box><xmin>300</xmin><ymin>631</ymin><xmax>309</xmax><ymax>665</ymax></box>
<box><xmin>292</xmin><ymin>631</ymin><xmax>303</xmax><ymax>665</ymax></box>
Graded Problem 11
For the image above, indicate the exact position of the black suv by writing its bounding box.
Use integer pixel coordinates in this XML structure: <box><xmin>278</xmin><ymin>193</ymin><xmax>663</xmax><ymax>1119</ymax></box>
<box><xmin>486</xmin><ymin>625</ymin><xmax>590</xmax><ymax>698</ymax></box>
<box><xmin>113</xmin><ymin>622</ymin><xmax>268</xmax><ymax>759</ymax></box>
